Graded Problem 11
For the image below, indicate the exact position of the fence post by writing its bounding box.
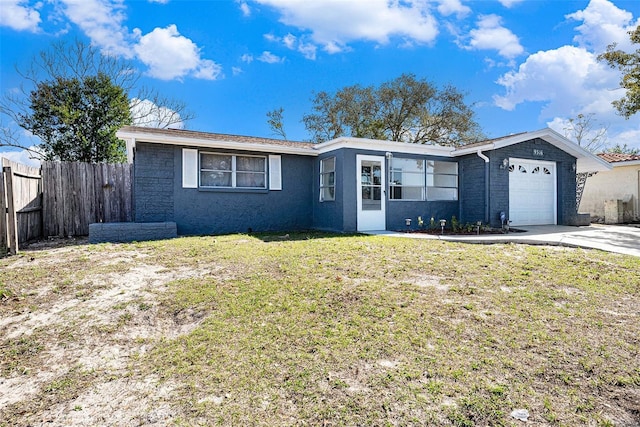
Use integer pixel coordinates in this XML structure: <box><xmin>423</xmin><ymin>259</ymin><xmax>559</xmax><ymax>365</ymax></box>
<box><xmin>0</xmin><ymin>168</ymin><xmax>7</xmax><ymax>256</ymax></box>
<box><xmin>3</xmin><ymin>166</ymin><xmax>18</xmax><ymax>255</ymax></box>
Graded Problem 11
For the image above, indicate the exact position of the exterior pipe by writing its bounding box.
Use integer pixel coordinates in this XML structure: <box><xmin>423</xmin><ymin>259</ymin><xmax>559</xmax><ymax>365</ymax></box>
<box><xmin>476</xmin><ymin>150</ymin><xmax>490</xmax><ymax>224</ymax></box>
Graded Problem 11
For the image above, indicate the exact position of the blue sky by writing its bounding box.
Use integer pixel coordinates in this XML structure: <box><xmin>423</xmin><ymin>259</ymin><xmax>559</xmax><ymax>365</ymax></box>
<box><xmin>1</xmin><ymin>0</ymin><xmax>639</xmax><ymax>165</ymax></box>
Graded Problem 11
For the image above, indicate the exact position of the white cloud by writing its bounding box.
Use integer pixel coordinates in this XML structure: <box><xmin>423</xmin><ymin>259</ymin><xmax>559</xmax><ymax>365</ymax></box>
<box><xmin>494</xmin><ymin>46</ymin><xmax>618</xmax><ymax>116</ymax></box>
<box><xmin>241</xmin><ymin>53</ymin><xmax>254</xmax><ymax>63</ymax></box>
<box><xmin>611</xmin><ymin>128</ymin><xmax>640</xmax><ymax>151</ymax></box>
<box><xmin>437</xmin><ymin>0</ymin><xmax>470</xmax><ymax>18</ymax></box>
<box><xmin>238</xmin><ymin>1</ymin><xmax>251</xmax><ymax>17</ymax></box>
<box><xmin>254</xmin><ymin>0</ymin><xmax>438</xmax><ymax>53</ymax></box>
<box><xmin>0</xmin><ymin>0</ymin><xmax>42</xmax><ymax>32</ymax></box>
<box><xmin>148</xmin><ymin>0</ymin><xmax>169</xmax><ymax>4</ymax></box>
<box><xmin>0</xmin><ymin>148</ymin><xmax>41</xmax><ymax>168</ymax></box>
<box><xmin>130</xmin><ymin>98</ymin><xmax>184</xmax><ymax>129</ymax></box>
<box><xmin>257</xmin><ymin>51</ymin><xmax>284</xmax><ymax>63</ymax></box>
<box><xmin>59</xmin><ymin>0</ymin><xmax>133</xmax><ymax>58</ymax></box>
<box><xmin>282</xmin><ymin>33</ymin><xmax>296</xmax><ymax>49</ymax></box>
<box><xmin>498</xmin><ymin>0</ymin><xmax>523</xmax><ymax>8</ymax></box>
<box><xmin>467</xmin><ymin>14</ymin><xmax>523</xmax><ymax>58</ymax></box>
<box><xmin>297</xmin><ymin>40</ymin><xmax>317</xmax><ymax>60</ymax></box>
<box><xmin>566</xmin><ymin>0</ymin><xmax>639</xmax><ymax>52</ymax></box>
<box><xmin>265</xmin><ymin>32</ymin><xmax>317</xmax><ymax>60</ymax></box>
<box><xmin>133</xmin><ymin>25</ymin><xmax>222</xmax><ymax>80</ymax></box>
<box><xmin>232</xmin><ymin>66</ymin><xmax>243</xmax><ymax>76</ymax></box>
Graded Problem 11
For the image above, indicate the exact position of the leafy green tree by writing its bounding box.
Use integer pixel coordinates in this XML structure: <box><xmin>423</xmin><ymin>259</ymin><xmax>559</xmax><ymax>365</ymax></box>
<box><xmin>302</xmin><ymin>73</ymin><xmax>484</xmax><ymax>146</ymax></box>
<box><xmin>1</xmin><ymin>39</ymin><xmax>193</xmax><ymax>162</ymax></box>
<box><xmin>606</xmin><ymin>143</ymin><xmax>639</xmax><ymax>155</ymax></box>
<box><xmin>598</xmin><ymin>24</ymin><xmax>640</xmax><ymax>118</ymax></box>
<box><xmin>18</xmin><ymin>73</ymin><xmax>131</xmax><ymax>162</ymax></box>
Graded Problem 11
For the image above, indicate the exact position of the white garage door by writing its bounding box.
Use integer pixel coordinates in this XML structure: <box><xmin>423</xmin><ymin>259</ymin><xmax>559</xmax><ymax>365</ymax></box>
<box><xmin>508</xmin><ymin>158</ymin><xmax>557</xmax><ymax>226</ymax></box>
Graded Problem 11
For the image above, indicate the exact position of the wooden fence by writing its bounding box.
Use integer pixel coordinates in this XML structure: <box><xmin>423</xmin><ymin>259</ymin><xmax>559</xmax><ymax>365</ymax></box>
<box><xmin>0</xmin><ymin>159</ymin><xmax>133</xmax><ymax>255</ymax></box>
<box><xmin>0</xmin><ymin>158</ymin><xmax>43</xmax><ymax>255</ymax></box>
<box><xmin>42</xmin><ymin>162</ymin><xmax>133</xmax><ymax>238</ymax></box>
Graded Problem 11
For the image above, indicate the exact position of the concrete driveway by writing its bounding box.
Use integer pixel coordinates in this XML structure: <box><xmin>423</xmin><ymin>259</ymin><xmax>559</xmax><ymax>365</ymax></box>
<box><xmin>369</xmin><ymin>224</ymin><xmax>640</xmax><ymax>257</ymax></box>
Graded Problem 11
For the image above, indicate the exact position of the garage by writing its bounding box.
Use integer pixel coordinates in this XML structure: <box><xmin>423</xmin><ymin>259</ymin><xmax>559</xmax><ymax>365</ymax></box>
<box><xmin>508</xmin><ymin>158</ymin><xmax>557</xmax><ymax>226</ymax></box>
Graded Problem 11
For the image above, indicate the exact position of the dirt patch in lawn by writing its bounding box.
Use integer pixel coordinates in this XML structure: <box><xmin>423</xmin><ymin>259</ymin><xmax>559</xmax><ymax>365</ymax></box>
<box><xmin>0</xmin><ymin>240</ymin><xmax>213</xmax><ymax>426</ymax></box>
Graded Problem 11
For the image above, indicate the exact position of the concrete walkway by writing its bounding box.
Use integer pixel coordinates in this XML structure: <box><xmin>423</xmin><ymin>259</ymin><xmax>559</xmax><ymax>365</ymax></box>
<box><xmin>367</xmin><ymin>224</ymin><xmax>640</xmax><ymax>257</ymax></box>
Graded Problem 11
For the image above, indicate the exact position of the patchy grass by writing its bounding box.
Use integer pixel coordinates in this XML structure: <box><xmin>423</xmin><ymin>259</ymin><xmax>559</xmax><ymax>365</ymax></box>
<box><xmin>1</xmin><ymin>233</ymin><xmax>639</xmax><ymax>426</ymax></box>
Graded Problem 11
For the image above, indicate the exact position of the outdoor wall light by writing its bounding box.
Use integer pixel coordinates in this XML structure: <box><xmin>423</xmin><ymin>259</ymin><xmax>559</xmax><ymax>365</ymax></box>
<box><xmin>500</xmin><ymin>158</ymin><xmax>509</xmax><ymax>169</ymax></box>
<box><xmin>405</xmin><ymin>218</ymin><xmax>412</xmax><ymax>227</ymax></box>
<box><xmin>571</xmin><ymin>163</ymin><xmax>577</xmax><ymax>172</ymax></box>
<box><xmin>439</xmin><ymin>219</ymin><xmax>446</xmax><ymax>234</ymax></box>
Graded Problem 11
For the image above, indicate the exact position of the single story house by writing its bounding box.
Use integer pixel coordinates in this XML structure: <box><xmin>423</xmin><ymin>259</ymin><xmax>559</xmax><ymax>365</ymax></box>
<box><xmin>579</xmin><ymin>152</ymin><xmax>640</xmax><ymax>223</ymax></box>
<box><xmin>116</xmin><ymin>126</ymin><xmax>611</xmax><ymax>235</ymax></box>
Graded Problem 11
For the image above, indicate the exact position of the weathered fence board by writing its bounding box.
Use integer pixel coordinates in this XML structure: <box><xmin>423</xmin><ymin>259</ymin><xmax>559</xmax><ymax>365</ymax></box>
<box><xmin>42</xmin><ymin>161</ymin><xmax>133</xmax><ymax>237</ymax></box>
<box><xmin>1</xmin><ymin>158</ymin><xmax>43</xmax><ymax>253</ymax></box>
<box><xmin>0</xmin><ymin>167</ymin><xmax>6</xmax><ymax>256</ymax></box>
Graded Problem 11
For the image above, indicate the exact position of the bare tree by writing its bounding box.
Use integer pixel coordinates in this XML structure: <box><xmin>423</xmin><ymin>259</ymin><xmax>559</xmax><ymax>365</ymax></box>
<box><xmin>562</xmin><ymin>113</ymin><xmax>609</xmax><ymax>153</ymax></box>
<box><xmin>562</xmin><ymin>113</ymin><xmax>610</xmax><ymax>212</ymax></box>
<box><xmin>1</xmin><ymin>39</ymin><xmax>194</xmax><ymax>158</ymax></box>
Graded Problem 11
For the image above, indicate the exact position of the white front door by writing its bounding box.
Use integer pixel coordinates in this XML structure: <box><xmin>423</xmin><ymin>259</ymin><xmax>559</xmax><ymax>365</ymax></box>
<box><xmin>357</xmin><ymin>155</ymin><xmax>386</xmax><ymax>231</ymax></box>
<box><xmin>509</xmin><ymin>158</ymin><xmax>557</xmax><ymax>226</ymax></box>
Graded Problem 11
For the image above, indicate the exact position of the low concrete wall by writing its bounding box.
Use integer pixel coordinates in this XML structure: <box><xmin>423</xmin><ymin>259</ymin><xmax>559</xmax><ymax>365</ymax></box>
<box><xmin>89</xmin><ymin>222</ymin><xmax>177</xmax><ymax>243</ymax></box>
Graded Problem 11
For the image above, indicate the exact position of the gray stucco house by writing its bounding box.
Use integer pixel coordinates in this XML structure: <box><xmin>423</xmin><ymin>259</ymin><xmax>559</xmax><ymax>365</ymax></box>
<box><xmin>116</xmin><ymin>126</ymin><xmax>610</xmax><ymax>235</ymax></box>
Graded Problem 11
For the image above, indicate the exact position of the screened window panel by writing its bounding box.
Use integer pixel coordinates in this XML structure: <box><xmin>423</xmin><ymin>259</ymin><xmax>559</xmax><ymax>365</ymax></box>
<box><xmin>321</xmin><ymin>173</ymin><xmax>335</xmax><ymax>187</ymax></box>
<box><xmin>427</xmin><ymin>160</ymin><xmax>457</xmax><ymax>175</ymax></box>
<box><xmin>390</xmin><ymin>158</ymin><xmax>425</xmax><ymax>200</ymax></box>
<box><xmin>432</xmin><ymin>174</ymin><xmax>457</xmax><ymax>188</ymax></box>
<box><xmin>201</xmin><ymin>154</ymin><xmax>232</xmax><ymax>171</ymax></box>
<box><xmin>237</xmin><ymin>156</ymin><xmax>265</xmax><ymax>172</ymax></box>
<box><xmin>320</xmin><ymin>187</ymin><xmax>335</xmax><ymax>201</ymax></box>
<box><xmin>322</xmin><ymin>157</ymin><xmax>335</xmax><ymax>172</ymax></box>
<box><xmin>237</xmin><ymin>172</ymin><xmax>266</xmax><ymax>188</ymax></box>
<box><xmin>201</xmin><ymin>171</ymin><xmax>232</xmax><ymax>187</ymax></box>
<box><xmin>427</xmin><ymin>187</ymin><xmax>458</xmax><ymax>201</ymax></box>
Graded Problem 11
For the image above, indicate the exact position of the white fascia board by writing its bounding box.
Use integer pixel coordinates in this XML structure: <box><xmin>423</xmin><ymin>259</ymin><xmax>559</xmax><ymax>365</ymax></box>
<box><xmin>314</xmin><ymin>136</ymin><xmax>455</xmax><ymax>157</ymax></box>
<box><xmin>451</xmin><ymin>143</ymin><xmax>494</xmax><ymax>156</ymax></box>
<box><xmin>611</xmin><ymin>159</ymin><xmax>640</xmax><ymax>167</ymax></box>
<box><xmin>451</xmin><ymin>128</ymin><xmax>612</xmax><ymax>172</ymax></box>
<box><xmin>116</xmin><ymin>130</ymin><xmax>317</xmax><ymax>156</ymax></box>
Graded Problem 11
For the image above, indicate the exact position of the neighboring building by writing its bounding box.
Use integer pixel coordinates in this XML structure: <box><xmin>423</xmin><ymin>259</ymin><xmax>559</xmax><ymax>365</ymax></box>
<box><xmin>579</xmin><ymin>153</ymin><xmax>640</xmax><ymax>223</ymax></box>
<box><xmin>116</xmin><ymin>126</ymin><xmax>611</xmax><ymax>235</ymax></box>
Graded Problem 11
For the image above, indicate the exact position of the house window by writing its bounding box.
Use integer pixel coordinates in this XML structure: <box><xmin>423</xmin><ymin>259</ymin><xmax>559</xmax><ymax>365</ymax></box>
<box><xmin>390</xmin><ymin>157</ymin><xmax>425</xmax><ymax>200</ymax></box>
<box><xmin>200</xmin><ymin>153</ymin><xmax>266</xmax><ymax>189</ymax></box>
<box><xmin>320</xmin><ymin>157</ymin><xmax>336</xmax><ymax>201</ymax></box>
<box><xmin>426</xmin><ymin>161</ymin><xmax>458</xmax><ymax>201</ymax></box>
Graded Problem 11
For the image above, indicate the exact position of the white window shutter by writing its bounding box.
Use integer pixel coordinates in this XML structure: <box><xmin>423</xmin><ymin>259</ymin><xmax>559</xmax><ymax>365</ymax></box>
<box><xmin>269</xmin><ymin>155</ymin><xmax>282</xmax><ymax>190</ymax></box>
<box><xmin>182</xmin><ymin>149</ymin><xmax>198</xmax><ymax>188</ymax></box>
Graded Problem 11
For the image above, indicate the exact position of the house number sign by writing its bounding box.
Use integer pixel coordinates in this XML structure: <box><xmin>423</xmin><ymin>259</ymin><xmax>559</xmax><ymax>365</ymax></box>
<box><xmin>533</xmin><ymin>149</ymin><xmax>544</xmax><ymax>157</ymax></box>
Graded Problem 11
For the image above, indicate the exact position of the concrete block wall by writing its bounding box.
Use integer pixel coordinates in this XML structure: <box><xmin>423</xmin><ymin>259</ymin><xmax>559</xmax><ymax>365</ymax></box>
<box><xmin>134</xmin><ymin>143</ymin><xmax>175</xmax><ymax>222</ymax></box>
<box><xmin>89</xmin><ymin>222</ymin><xmax>177</xmax><ymax>243</ymax></box>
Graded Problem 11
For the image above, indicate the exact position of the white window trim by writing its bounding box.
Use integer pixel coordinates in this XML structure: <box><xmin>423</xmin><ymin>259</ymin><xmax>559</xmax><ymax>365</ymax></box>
<box><xmin>182</xmin><ymin>148</ymin><xmax>198</xmax><ymax>189</ymax></box>
<box><xmin>319</xmin><ymin>156</ymin><xmax>336</xmax><ymax>202</ymax></box>
<box><xmin>199</xmin><ymin>151</ymin><xmax>267</xmax><ymax>189</ymax></box>
<box><xmin>426</xmin><ymin>161</ymin><xmax>458</xmax><ymax>201</ymax></box>
<box><xmin>269</xmin><ymin>155</ymin><xmax>282</xmax><ymax>190</ymax></box>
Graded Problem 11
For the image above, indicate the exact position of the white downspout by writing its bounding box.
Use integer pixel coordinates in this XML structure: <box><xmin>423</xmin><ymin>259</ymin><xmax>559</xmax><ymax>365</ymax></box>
<box><xmin>477</xmin><ymin>150</ymin><xmax>490</xmax><ymax>224</ymax></box>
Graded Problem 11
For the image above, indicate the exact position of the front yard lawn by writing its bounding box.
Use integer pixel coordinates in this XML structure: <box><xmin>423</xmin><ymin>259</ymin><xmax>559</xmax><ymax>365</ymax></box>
<box><xmin>1</xmin><ymin>233</ymin><xmax>639</xmax><ymax>426</ymax></box>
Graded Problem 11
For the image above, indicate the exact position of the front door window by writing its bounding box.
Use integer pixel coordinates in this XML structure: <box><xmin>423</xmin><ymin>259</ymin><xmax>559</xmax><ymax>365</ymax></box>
<box><xmin>361</xmin><ymin>161</ymin><xmax>382</xmax><ymax>211</ymax></box>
